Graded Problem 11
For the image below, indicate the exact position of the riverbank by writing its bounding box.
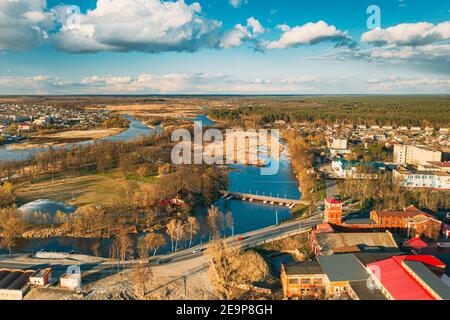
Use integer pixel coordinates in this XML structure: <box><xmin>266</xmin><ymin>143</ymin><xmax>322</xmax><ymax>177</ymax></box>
<box><xmin>7</xmin><ymin>128</ymin><xmax>126</xmax><ymax>150</ymax></box>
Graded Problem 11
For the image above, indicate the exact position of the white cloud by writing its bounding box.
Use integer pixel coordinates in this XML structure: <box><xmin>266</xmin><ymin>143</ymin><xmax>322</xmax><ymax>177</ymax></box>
<box><xmin>0</xmin><ymin>0</ymin><xmax>54</xmax><ymax>51</ymax></box>
<box><xmin>1</xmin><ymin>73</ymin><xmax>449</xmax><ymax>95</ymax></box>
<box><xmin>361</xmin><ymin>22</ymin><xmax>450</xmax><ymax>47</ymax></box>
<box><xmin>229</xmin><ymin>0</ymin><xmax>246</xmax><ymax>8</ymax></box>
<box><xmin>220</xmin><ymin>17</ymin><xmax>264</xmax><ymax>49</ymax></box>
<box><xmin>264</xmin><ymin>21</ymin><xmax>351</xmax><ymax>49</ymax></box>
<box><xmin>52</xmin><ymin>0</ymin><xmax>221</xmax><ymax>53</ymax></box>
<box><xmin>247</xmin><ymin>17</ymin><xmax>264</xmax><ymax>34</ymax></box>
<box><xmin>364</xmin><ymin>76</ymin><xmax>450</xmax><ymax>93</ymax></box>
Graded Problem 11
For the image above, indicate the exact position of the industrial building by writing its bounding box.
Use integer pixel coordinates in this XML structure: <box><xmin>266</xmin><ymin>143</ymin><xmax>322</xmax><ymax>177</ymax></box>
<box><xmin>0</xmin><ymin>269</ymin><xmax>35</xmax><ymax>300</ymax></box>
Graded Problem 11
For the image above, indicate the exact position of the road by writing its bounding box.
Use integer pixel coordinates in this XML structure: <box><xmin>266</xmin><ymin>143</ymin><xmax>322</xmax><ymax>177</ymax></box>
<box><xmin>326</xmin><ymin>179</ymin><xmax>339</xmax><ymax>199</ymax></box>
<box><xmin>0</xmin><ymin>214</ymin><xmax>324</xmax><ymax>277</ymax></box>
<box><xmin>151</xmin><ymin>213</ymin><xmax>323</xmax><ymax>266</ymax></box>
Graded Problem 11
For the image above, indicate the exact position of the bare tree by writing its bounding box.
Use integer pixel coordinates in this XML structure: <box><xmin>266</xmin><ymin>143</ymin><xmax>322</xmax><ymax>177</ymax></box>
<box><xmin>0</xmin><ymin>207</ymin><xmax>26</xmax><ymax>256</ymax></box>
<box><xmin>110</xmin><ymin>230</ymin><xmax>133</xmax><ymax>273</ymax></box>
<box><xmin>207</xmin><ymin>206</ymin><xmax>223</xmax><ymax>239</ymax></box>
<box><xmin>225</xmin><ymin>212</ymin><xmax>234</xmax><ymax>236</ymax></box>
<box><xmin>206</xmin><ymin>240</ymin><xmax>269</xmax><ymax>300</ymax></box>
<box><xmin>90</xmin><ymin>241</ymin><xmax>101</xmax><ymax>257</ymax></box>
<box><xmin>166</xmin><ymin>219</ymin><xmax>177</xmax><ymax>252</ymax></box>
<box><xmin>173</xmin><ymin>220</ymin><xmax>186</xmax><ymax>252</ymax></box>
<box><xmin>145</xmin><ymin>232</ymin><xmax>166</xmax><ymax>256</ymax></box>
<box><xmin>131</xmin><ymin>264</ymin><xmax>153</xmax><ymax>299</ymax></box>
<box><xmin>187</xmin><ymin>216</ymin><xmax>200</xmax><ymax>247</ymax></box>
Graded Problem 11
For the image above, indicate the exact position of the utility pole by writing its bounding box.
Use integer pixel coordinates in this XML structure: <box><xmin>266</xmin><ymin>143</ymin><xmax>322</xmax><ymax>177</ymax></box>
<box><xmin>275</xmin><ymin>210</ymin><xmax>279</xmax><ymax>226</ymax></box>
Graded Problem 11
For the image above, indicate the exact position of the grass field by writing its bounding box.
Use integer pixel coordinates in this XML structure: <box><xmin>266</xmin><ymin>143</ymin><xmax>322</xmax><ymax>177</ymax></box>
<box><xmin>15</xmin><ymin>169</ymin><xmax>159</xmax><ymax>207</ymax></box>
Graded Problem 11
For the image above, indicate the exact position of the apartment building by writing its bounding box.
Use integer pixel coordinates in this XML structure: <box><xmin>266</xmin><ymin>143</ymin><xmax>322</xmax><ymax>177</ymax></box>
<box><xmin>393</xmin><ymin>144</ymin><xmax>442</xmax><ymax>165</ymax></box>
<box><xmin>393</xmin><ymin>166</ymin><xmax>450</xmax><ymax>191</ymax></box>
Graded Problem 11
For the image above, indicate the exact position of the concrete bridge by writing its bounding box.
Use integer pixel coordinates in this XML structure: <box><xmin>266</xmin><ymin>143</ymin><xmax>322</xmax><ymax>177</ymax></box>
<box><xmin>220</xmin><ymin>191</ymin><xmax>309</xmax><ymax>208</ymax></box>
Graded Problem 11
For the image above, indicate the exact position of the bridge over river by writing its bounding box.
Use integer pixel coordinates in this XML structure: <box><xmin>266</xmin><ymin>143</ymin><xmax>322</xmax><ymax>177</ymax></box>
<box><xmin>220</xmin><ymin>191</ymin><xmax>309</xmax><ymax>208</ymax></box>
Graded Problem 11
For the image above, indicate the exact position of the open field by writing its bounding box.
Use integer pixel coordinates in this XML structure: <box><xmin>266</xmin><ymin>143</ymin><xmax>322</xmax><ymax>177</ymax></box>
<box><xmin>15</xmin><ymin>169</ymin><xmax>158</xmax><ymax>207</ymax></box>
<box><xmin>89</xmin><ymin>103</ymin><xmax>204</xmax><ymax>119</ymax></box>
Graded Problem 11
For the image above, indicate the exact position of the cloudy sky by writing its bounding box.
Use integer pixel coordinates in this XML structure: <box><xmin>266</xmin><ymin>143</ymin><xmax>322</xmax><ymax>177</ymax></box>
<box><xmin>0</xmin><ymin>0</ymin><xmax>449</xmax><ymax>94</ymax></box>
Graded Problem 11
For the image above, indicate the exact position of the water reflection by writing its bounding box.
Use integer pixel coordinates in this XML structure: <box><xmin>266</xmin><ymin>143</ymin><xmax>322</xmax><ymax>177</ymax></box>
<box><xmin>10</xmin><ymin>115</ymin><xmax>301</xmax><ymax>256</ymax></box>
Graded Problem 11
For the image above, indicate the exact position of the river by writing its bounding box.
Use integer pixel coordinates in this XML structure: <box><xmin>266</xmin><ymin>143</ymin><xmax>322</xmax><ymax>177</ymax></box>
<box><xmin>2</xmin><ymin>114</ymin><xmax>301</xmax><ymax>256</ymax></box>
<box><xmin>0</xmin><ymin>115</ymin><xmax>158</xmax><ymax>162</ymax></box>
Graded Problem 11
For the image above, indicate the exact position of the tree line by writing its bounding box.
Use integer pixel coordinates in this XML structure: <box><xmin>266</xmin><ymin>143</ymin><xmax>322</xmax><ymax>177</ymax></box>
<box><xmin>208</xmin><ymin>96</ymin><xmax>450</xmax><ymax>127</ymax></box>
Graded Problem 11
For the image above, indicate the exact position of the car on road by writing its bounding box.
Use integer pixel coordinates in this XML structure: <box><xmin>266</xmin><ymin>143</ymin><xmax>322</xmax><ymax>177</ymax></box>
<box><xmin>157</xmin><ymin>258</ymin><xmax>172</xmax><ymax>265</ymax></box>
<box><xmin>192</xmin><ymin>248</ymin><xmax>206</xmax><ymax>254</ymax></box>
<box><xmin>237</xmin><ymin>236</ymin><xmax>250</xmax><ymax>241</ymax></box>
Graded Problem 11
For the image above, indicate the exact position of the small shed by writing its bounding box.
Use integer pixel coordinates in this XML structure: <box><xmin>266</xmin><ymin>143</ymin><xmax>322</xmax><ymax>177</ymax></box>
<box><xmin>29</xmin><ymin>268</ymin><xmax>52</xmax><ymax>286</ymax></box>
<box><xmin>60</xmin><ymin>273</ymin><xmax>81</xmax><ymax>290</ymax></box>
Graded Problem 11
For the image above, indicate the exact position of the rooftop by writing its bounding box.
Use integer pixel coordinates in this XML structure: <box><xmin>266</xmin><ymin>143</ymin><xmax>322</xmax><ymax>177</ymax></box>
<box><xmin>429</xmin><ymin>161</ymin><xmax>450</xmax><ymax>168</ymax></box>
<box><xmin>283</xmin><ymin>261</ymin><xmax>323</xmax><ymax>276</ymax></box>
<box><xmin>368</xmin><ymin>255</ymin><xmax>447</xmax><ymax>300</ymax></box>
<box><xmin>325</xmin><ymin>198</ymin><xmax>342</xmax><ymax>205</ymax></box>
<box><xmin>404</xmin><ymin>237</ymin><xmax>428</xmax><ymax>250</ymax></box>
<box><xmin>0</xmin><ymin>269</ymin><xmax>35</xmax><ymax>291</ymax></box>
<box><xmin>315</xmin><ymin>232</ymin><xmax>399</xmax><ymax>256</ymax></box>
<box><xmin>349</xmin><ymin>280</ymin><xmax>387</xmax><ymax>300</ymax></box>
<box><xmin>318</xmin><ymin>254</ymin><xmax>369</xmax><ymax>283</ymax></box>
<box><xmin>342</xmin><ymin>211</ymin><xmax>376</xmax><ymax>225</ymax></box>
<box><xmin>402</xmin><ymin>260</ymin><xmax>450</xmax><ymax>300</ymax></box>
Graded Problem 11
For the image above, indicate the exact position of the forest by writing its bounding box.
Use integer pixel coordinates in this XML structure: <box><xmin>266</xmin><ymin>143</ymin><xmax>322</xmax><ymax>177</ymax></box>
<box><xmin>208</xmin><ymin>96</ymin><xmax>450</xmax><ymax>127</ymax></box>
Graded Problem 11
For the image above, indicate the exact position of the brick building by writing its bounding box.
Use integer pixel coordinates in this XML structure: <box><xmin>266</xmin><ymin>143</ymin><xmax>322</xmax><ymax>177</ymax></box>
<box><xmin>370</xmin><ymin>206</ymin><xmax>442</xmax><ymax>240</ymax></box>
<box><xmin>281</xmin><ymin>261</ymin><xmax>327</xmax><ymax>299</ymax></box>
<box><xmin>323</xmin><ymin>199</ymin><xmax>442</xmax><ymax>240</ymax></box>
<box><xmin>281</xmin><ymin>254</ymin><xmax>386</xmax><ymax>300</ymax></box>
<box><xmin>324</xmin><ymin>198</ymin><xmax>343</xmax><ymax>225</ymax></box>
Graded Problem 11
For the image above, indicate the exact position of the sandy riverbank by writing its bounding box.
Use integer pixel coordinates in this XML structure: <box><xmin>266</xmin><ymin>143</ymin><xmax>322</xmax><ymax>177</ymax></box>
<box><xmin>7</xmin><ymin>128</ymin><xmax>126</xmax><ymax>150</ymax></box>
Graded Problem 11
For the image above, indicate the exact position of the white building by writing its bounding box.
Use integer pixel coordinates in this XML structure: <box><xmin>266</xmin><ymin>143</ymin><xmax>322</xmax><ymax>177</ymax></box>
<box><xmin>332</xmin><ymin>159</ymin><xmax>383</xmax><ymax>179</ymax></box>
<box><xmin>393</xmin><ymin>167</ymin><xmax>450</xmax><ymax>190</ymax></box>
<box><xmin>60</xmin><ymin>273</ymin><xmax>81</xmax><ymax>290</ymax></box>
<box><xmin>327</xmin><ymin>137</ymin><xmax>347</xmax><ymax>150</ymax></box>
<box><xmin>393</xmin><ymin>145</ymin><xmax>442</xmax><ymax>166</ymax></box>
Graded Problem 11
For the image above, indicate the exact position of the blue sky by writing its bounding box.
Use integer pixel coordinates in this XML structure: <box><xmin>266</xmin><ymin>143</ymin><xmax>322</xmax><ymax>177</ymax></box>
<box><xmin>0</xmin><ymin>0</ymin><xmax>449</xmax><ymax>94</ymax></box>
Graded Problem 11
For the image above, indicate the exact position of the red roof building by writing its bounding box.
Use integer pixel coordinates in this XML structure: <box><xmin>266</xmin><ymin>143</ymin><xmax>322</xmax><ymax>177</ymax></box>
<box><xmin>368</xmin><ymin>255</ymin><xmax>449</xmax><ymax>300</ymax></box>
<box><xmin>324</xmin><ymin>198</ymin><xmax>343</xmax><ymax>225</ymax></box>
<box><xmin>404</xmin><ymin>237</ymin><xmax>428</xmax><ymax>250</ymax></box>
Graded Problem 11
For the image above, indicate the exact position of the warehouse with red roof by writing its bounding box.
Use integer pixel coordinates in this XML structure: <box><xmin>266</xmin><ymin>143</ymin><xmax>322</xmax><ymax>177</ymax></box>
<box><xmin>368</xmin><ymin>255</ymin><xmax>450</xmax><ymax>300</ymax></box>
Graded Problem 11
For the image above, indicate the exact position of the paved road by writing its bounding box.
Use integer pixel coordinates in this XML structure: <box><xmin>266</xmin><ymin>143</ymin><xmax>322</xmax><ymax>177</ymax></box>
<box><xmin>151</xmin><ymin>213</ymin><xmax>323</xmax><ymax>266</ymax></box>
<box><xmin>0</xmin><ymin>214</ymin><xmax>324</xmax><ymax>274</ymax></box>
<box><xmin>326</xmin><ymin>179</ymin><xmax>339</xmax><ymax>199</ymax></box>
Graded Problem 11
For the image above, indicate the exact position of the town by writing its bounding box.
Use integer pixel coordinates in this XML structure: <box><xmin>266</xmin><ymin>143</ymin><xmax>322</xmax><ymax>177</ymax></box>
<box><xmin>0</xmin><ymin>103</ymin><xmax>114</xmax><ymax>145</ymax></box>
<box><xmin>0</xmin><ymin>0</ymin><xmax>449</xmax><ymax>308</ymax></box>
<box><xmin>0</xmin><ymin>95</ymin><xmax>448</xmax><ymax>301</ymax></box>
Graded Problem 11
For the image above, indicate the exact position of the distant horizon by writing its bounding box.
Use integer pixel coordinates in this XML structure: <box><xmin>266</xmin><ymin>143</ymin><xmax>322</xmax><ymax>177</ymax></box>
<box><xmin>1</xmin><ymin>93</ymin><xmax>450</xmax><ymax>98</ymax></box>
